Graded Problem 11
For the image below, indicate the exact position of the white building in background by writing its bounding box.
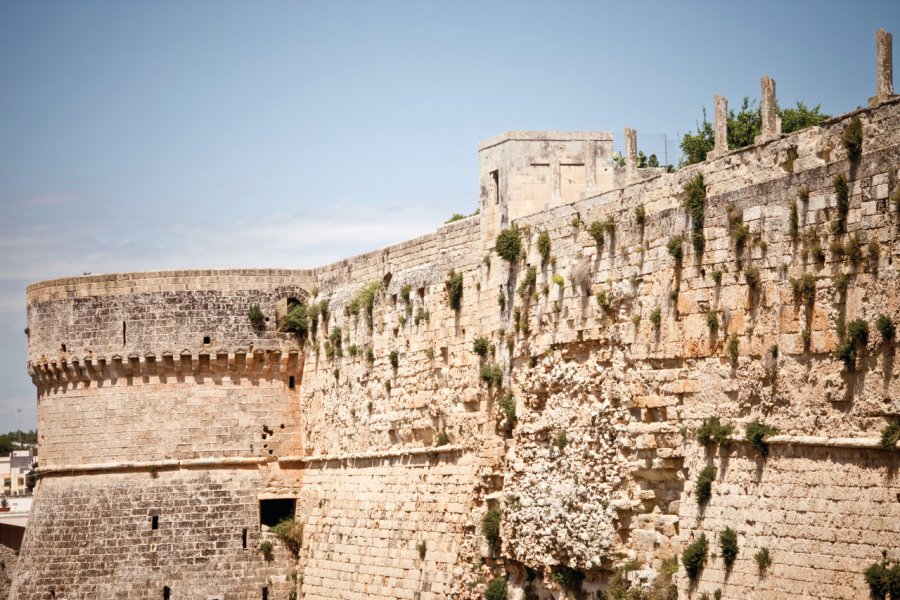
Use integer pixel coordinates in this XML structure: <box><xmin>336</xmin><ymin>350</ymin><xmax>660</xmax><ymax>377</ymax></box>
<box><xmin>0</xmin><ymin>449</ymin><xmax>35</xmax><ymax>496</ymax></box>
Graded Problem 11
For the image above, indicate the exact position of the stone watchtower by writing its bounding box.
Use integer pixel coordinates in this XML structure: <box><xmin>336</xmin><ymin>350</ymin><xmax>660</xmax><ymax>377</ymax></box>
<box><xmin>13</xmin><ymin>270</ymin><xmax>314</xmax><ymax>599</ymax></box>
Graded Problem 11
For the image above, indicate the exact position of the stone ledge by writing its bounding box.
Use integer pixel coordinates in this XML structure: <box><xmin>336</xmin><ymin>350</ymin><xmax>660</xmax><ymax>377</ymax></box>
<box><xmin>725</xmin><ymin>434</ymin><xmax>899</xmax><ymax>450</ymax></box>
<box><xmin>36</xmin><ymin>456</ymin><xmax>268</xmax><ymax>477</ymax></box>
<box><xmin>280</xmin><ymin>444</ymin><xmax>468</xmax><ymax>465</ymax></box>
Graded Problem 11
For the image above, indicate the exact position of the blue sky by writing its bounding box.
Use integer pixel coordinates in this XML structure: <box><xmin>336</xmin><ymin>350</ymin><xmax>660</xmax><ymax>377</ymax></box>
<box><xmin>1</xmin><ymin>0</ymin><xmax>897</xmax><ymax>432</ymax></box>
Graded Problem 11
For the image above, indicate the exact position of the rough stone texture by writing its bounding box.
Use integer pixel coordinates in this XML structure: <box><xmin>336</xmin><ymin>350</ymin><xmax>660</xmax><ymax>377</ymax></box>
<box><xmin>871</xmin><ymin>28</ymin><xmax>895</xmax><ymax>105</ymax></box>
<box><xmin>0</xmin><ymin>546</ymin><xmax>16</xmax><ymax>600</ymax></box>
<box><xmin>759</xmin><ymin>75</ymin><xmax>779</xmax><ymax>142</ymax></box>
<box><xmin>713</xmin><ymin>94</ymin><xmax>727</xmax><ymax>157</ymax></box>
<box><xmin>14</xmin><ymin>91</ymin><xmax>900</xmax><ymax>599</ymax></box>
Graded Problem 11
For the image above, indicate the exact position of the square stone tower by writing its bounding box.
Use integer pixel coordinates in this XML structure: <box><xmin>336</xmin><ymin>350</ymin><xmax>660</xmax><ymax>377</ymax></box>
<box><xmin>478</xmin><ymin>131</ymin><xmax>614</xmax><ymax>245</ymax></box>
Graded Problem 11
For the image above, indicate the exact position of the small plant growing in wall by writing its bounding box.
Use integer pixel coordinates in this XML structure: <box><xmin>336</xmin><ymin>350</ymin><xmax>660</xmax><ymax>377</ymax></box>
<box><xmin>389</xmin><ymin>350</ymin><xmax>399</xmax><ymax>370</ymax></box>
<box><xmin>711</xmin><ymin>269</ymin><xmax>723</xmax><ymax>285</ymax></box>
<box><xmin>248</xmin><ymin>305</ymin><xmax>265</xmax><ymax>326</ymax></box>
<box><xmin>473</xmin><ymin>337</ymin><xmax>490</xmax><ymax>357</ymax></box>
<box><xmin>417</xmin><ymin>541</ymin><xmax>427</xmax><ymax>560</ymax></box>
<box><xmin>500</xmin><ymin>391</ymin><xmax>516</xmax><ymax>424</ymax></box>
<box><xmin>596</xmin><ymin>290</ymin><xmax>611</xmax><ymax>312</ymax></box>
<box><xmin>880</xmin><ymin>421</ymin><xmax>900</xmax><ymax>449</ymax></box>
<box><xmin>446</xmin><ymin>269</ymin><xmax>464</xmax><ymax>311</ymax></box>
<box><xmin>537</xmin><ymin>230</ymin><xmax>551</xmax><ymax>265</ymax></box>
<box><xmin>682</xmin><ymin>534</ymin><xmax>709</xmax><ymax>580</ymax></box>
<box><xmin>744</xmin><ymin>419</ymin><xmax>777</xmax><ymax>456</ymax></box>
<box><xmin>482</xmin><ymin>507</ymin><xmax>501</xmax><ymax>551</ymax></box>
<box><xmin>789</xmin><ymin>201</ymin><xmax>799</xmax><ymax>241</ymax></box>
<box><xmin>727</xmin><ymin>334</ymin><xmax>739</xmax><ymax>366</ymax></box>
<box><xmin>551</xmin><ymin>565</ymin><xmax>585</xmax><ymax>593</ymax></box>
<box><xmin>667</xmin><ymin>235</ymin><xmax>684</xmax><ymax>264</ymax></box>
<box><xmin>719</xmin><ymin>527</ymin><xmax>739</xmax><ymax>571</ymax></box>
<box><xmin>835</xmin><ymin>318</ymin><xmax>869</xmax><ymax>371</ymax></box>
<box><xmin>434</xmin><ymin>432</ymin><xmax>449</xmax><ymax>447</ymax></box>
<box><xmin>832</xmin><ymin>173</ymin><xmax>850</xmax><ymax>234</ymax></box>
<box><xmin>484</xmin><ymin>577</ymin><xmax>508</xmax><ymax>600</ymax></box>
<box><xmin>258</xmin><ymin>540</ymin><xmax>275</xmax><ymax>562</ymax></box>
<box><xmin>497</xmin><ymin>292</ymin><xmax>506</xmax><ymax>311</ymax></box>
<box><xmin>876</xmin><ymin>315</ymin><xmax>895</xmax><ymax>344</ymax></box>
<box><xmin>553</xmin><ymin>430</ymin><xmax>568</xmax><ymax>450</ymax></box>
<box><xmin>650</xmin><ymin>307</ymin><xmax>662</xmax><ymax>330</ymax></box>
<box><xmin>684</xmin><ymin>173</ymin><xmax>707</xmax><ymax>253</ymax></box>
<box><xmin>706</xmin><ymin>310</ymin><xmax>719</xmax><ymax>336</ymax></box>
<box><xmin>696</xmin><ymin>417</ymin><xmax>734</xmax><ymax>447</ymax></box>
<box><xmin>272</xmin><ymin>518</ymin><xmax>303</xmax><ymax>556</ymax></box>
<box><xmin>863</xmin><ymin>553</ymin><xmax>900</xmax><ymax>600</ymax></box>
<box><xmin>744</xmin><ymin>267</ymin><xmax>760</xmax><ymax>288</ymax></box>
<box><xmin>518</xmin><ymin>266</ymin><xmax>537</xmax><ymax>299</ymax></box>
<box><xmin>495</xmin><ymin>226</ymin><xmax>523</xmax><ymax>263</ymax></box>
<box><xmin>841</xmin><ymin>114</ymin><xmax>863</xmax><ymax>161</ymax></box>
<box><xmin>754</xmin><ymin>547</ymin><xmax>772</xmax><ymax>574</ymax></box>
<box><xmin>282</xmin><ymin>303</ymin><xmax>309</xmax><ymax>336</ymax></box>
<box><xmin>635</xmin><ymin>204</ymin><xmax>646</xmax><ymax>227</ymax></box>
<box><xmin>695</xmin><ymin>466</ymin><xmax>716</xmax><ymax>505</ymax></box>
<box><xmin>480</xmin><ymin>364</ymin><xmax>503</xmax><ymax>389</ymax></box>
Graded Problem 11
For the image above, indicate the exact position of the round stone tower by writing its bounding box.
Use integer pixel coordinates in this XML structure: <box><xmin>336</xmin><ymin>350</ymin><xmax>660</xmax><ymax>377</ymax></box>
<box><xmin>12</xmin><ymin>269</ymin><xmax>314</xmax><ymax>599</ymax></box>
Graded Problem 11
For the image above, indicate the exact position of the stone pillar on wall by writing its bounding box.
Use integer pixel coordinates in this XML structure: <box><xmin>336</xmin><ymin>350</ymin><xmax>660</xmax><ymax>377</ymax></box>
<box><xmin>758</xmin><ymin>75</ymin><xmax>779</xmax><ymax>142</ymax></box>
<box><xmin>624</xmin><ymin>127</ymin><xmax>637</xmax><ymax>181</ymax></box>
<box><xmin>870</xmin><ymin>29</ymin><xmax>895</xmax><ymax>106</ymax></box>
<box><xmin>710</xmin><ymin>94</ymin><xmax>728</xmax><ymax>158</ymax></box>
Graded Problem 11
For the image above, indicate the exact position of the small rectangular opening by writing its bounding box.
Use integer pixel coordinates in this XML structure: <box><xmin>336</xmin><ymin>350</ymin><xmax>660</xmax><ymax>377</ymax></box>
<box><xmin>259</xmin><ymin>498</ymin><xmax>296</xmax><ymax>527</ymax></box>
<box><xmin>163</xmin><ymin>587</ymin><xmax>170</xmax><ymax>600</ymax></box>
<box><xmin>491</xmin><ymin>170</ymin><xmax>499</xmax><ymax>204</ymax></box>
<box><xmin>262</xmin><ymin>588</ymin><xmax>269</xmax><ymax>600</ymax></box>
<box><xmin>242</xmin><ymin>528</ymin><xmax>248</xmax><ymax>548</ymax></box>
<box><xmin>203</xmin><ymin>336</ymin><xmax>211</xmax><ymax>345</ymax></box>
<box><xmin>288</xmin><ymin>376</ymin><xmax>295</xmax><ymax>389</ymax></box>
<box><xmin>151</xmin><ymin>515</ymin><xmax>159</xmax><ymax>530</ymax></box>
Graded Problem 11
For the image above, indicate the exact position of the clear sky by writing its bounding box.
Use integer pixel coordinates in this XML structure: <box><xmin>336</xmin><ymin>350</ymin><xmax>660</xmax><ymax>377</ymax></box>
<box><xmin>1</xmin><ymin>0</ymin><xmax>898</xmax><ymax>433</ymax></box>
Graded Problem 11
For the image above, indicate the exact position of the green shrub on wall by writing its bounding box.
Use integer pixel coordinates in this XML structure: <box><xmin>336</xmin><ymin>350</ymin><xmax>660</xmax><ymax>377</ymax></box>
<box><xmin>484</xmin><ymin>577</ymin><xmax>508</xmax><ymax>600</ymax></box>
<box><xmin>682</xmin><ymin>534</ymin><xmax>708</xmax><ymax>580</ymax></box>
<box><xmin>495</xmin><ymin>226</ymin><xmax>522</xmax><ymax>263</ymax></box>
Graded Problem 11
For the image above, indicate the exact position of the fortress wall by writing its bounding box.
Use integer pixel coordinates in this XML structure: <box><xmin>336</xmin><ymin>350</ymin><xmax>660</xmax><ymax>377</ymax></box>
<box><xmin>10</xmin><ymin>468</ymin><xmax>297</xmax><ymax>600</ymax></box>
<box><xmin>488</xmin><ymin>100</ymin><xmax>900</xmax><ymax>597</ymax></box>
<box><xmin>678</xmin><ymin>443</ymin><xmax>900</xmax><ymax>600</ymax></box>
<box><xmin>297</xmin><ymin>452</ymin><xmax>478</xmax><ymax>600</ymax></box>
<box><xmin>14</xmin><ymin>89</ymin><xmax>900</xmax><ymax>598</ymax></box>
<box><xmin>297</xmin><ymin>216</ymin><xmax>488</xmax><ymax>457</ymax></box>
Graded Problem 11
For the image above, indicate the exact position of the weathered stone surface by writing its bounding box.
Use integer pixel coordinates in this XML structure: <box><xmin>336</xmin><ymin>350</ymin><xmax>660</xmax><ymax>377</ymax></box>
<box><xmin>13</xmin><ymin>74</ymin><xmax>900</xmax><ymax>600</ymax></box>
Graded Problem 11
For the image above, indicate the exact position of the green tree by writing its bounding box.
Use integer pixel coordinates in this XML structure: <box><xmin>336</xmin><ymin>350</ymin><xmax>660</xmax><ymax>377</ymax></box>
<box><xmin>680</xmin><ymin>99</ymin><xmax>829</xmax><ymax>166</ymax></box>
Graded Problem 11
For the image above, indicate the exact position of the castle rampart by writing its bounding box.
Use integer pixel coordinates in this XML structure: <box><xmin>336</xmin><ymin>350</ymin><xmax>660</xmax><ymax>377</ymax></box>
<box><xmin>12</xmin><ymin>31</ymin><xmax>900</xmax><ymax>600</ymax></box>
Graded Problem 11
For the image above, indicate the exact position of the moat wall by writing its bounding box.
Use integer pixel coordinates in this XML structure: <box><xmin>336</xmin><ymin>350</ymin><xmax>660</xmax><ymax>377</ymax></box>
<box><xmin>13</xmin><ymin>94</ymin><xmax>900</xmax><ymax>599</ymax></box>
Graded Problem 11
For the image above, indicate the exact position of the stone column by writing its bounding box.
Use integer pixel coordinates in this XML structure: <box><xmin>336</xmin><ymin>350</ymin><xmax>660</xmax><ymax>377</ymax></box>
<box><xmin>712</xmin><ymin>94</ymin><xmax>728</xmax><ymax>158</ymax></box>
<box><xmin>870</xmin><ymin>29</ymin><xmax>895</xmax><ymax>106</ymax></box>
<box><xmin>758</xmin><ymin>75</ymin><xmax>779</xmax><ymax>142</ymax></box>
<box><xmin>624</xmin><ymin>127</ymin><xmax>637</xmax><ymax>169</ymax></box>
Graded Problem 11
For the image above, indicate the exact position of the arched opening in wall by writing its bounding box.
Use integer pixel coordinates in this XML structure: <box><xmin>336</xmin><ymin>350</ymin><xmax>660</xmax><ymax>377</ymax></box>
<box><xmin>60</xmin><ymin>343</ymin><xmax>66</xmax><ymax>352</ymax></box>
<box><xmin>163</xmin><ymin>587</ymin><xmax>170</xmax><ymax>600</ymax></box>
<box><xmin>275</xmin><ymin>297</ymin><xmax>302</xmax><ymax>329</ymax></box>
<box><xmin>262</xmin><ymin>587</ymin><xmax>269</xmax><ymax>600</ymax></box>
<box><xmin>382</xmin><ymin>272</ymin><xmax>392</xmax><ymax>290</ymax></box>
<box><xmin>288</xmin><ymin>376</ymin><xmax>295</xmax><ymax>389</ymax></box>
<box><xmin>259</xmin><ymin>498</ymin><xmax>295</xmax><ymax>528</ymax></box>
<box><xmin>491</xmin><ymin>170</ymin><xmax>500</xmax><ymax>204</ymax></box>
<box><xmin>242</xmin><ymin>528</ymin><xmax>248</xmax><ymax>548</ymax></box>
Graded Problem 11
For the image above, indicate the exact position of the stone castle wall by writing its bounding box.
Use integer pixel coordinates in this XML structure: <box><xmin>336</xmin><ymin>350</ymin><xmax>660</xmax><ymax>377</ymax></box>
<box><xmin>14</xmin><ymin>89</ymin><xmax>900</xmax><ymax>599</ymax></box>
